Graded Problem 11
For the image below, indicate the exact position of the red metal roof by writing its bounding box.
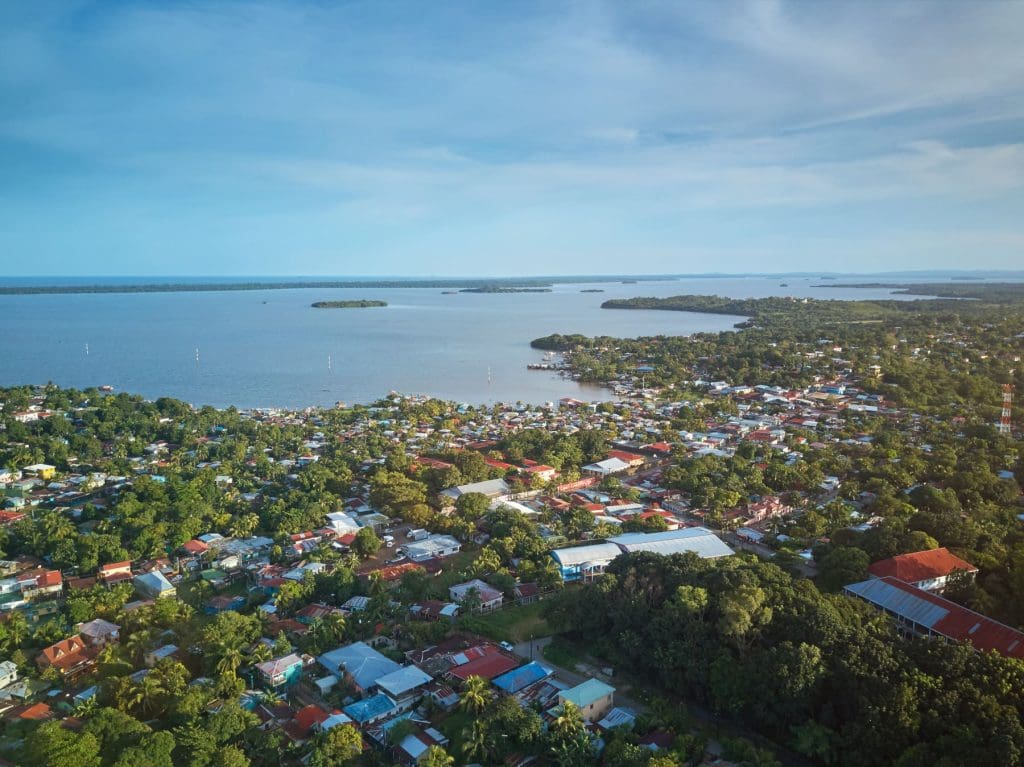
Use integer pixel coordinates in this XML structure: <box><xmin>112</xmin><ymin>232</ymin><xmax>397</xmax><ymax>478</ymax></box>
<box><xmin>857</xmin><ymin>577</ymin><xmax>1024</xmax><ymax>659</ymax></box>
<box><xmin>450</xmin><ymin>650</ymin><xmax>519</xmax><ymax>681</ymax></box>
<box><xmin>868</xmin><ymin>548</ymin><xmax>977</xmax><ymax>583</ymax></box>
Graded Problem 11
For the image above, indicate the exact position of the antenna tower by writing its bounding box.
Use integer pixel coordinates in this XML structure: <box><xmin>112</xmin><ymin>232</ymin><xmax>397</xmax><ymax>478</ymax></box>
<box><xmin>998</xmin><ymin>384</ymin><xmax>1014</xmax><ymax>435</ymax></box>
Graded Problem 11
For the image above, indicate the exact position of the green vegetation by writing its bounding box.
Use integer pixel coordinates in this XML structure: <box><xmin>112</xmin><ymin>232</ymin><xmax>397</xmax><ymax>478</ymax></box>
<box><xmin>815</xmin><ymin>281</ymin><xmax>1024</xmax><ymax>301</ymax></box>
<box><xmin>545</xmin><ymin>552</ymin><xmax>1024</xmax><ymax>766</ymax></box>
<box><xmin>459</xmin><ymin>286</ymin><xmax>553</xmax><ymax>293</ymax></box>
<box><xmin>541</xmin><ymin>636</ymin><xmax>580</xmax><ymax>670</ymax></box>
<box><xmin>463</xmin><ymin>601</ymin><xmax>550</xmax><ymax>643</ymax></box>
<box><xmin>3</xmin><ymin>276</ymin><xmax>1024</xmax><ymax>766</ymax></box>
<box><xmin>310</xmin><ymin>299</ymin><xmax>387</xmax><ymax>308</ymax></box>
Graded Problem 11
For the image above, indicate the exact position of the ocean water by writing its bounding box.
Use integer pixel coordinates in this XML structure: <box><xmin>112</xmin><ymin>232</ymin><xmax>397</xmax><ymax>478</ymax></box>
<box><xmin>0</xmin><ymin>277</ymin><xmax>932</xmax><ymax>408</ymax></box>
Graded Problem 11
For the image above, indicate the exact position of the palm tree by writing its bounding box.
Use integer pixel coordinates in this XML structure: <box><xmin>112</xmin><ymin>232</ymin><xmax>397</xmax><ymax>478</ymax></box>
<box><xmin>4</xmin><ymin>610</ymin><xmax>28</xmax><ymax>650</ymax></box>
<box><xmin>260</xmin><ymin>689</ymin><xmax>283</xmax><ymax>706</ymax></box>
<box><xmin>125</xmin><ymin>629</ymin><xmax>153</xmax><ymax>665</ymax></box>
<box><xmin>324</xmin><ymin>611</ymin><xmax>347</xmax><ymax>641</ymax></box>
<box><xmin>216</xmin><ymin>645</ymin><xmax>244</xmax><ymax>678</ymax></box>
<box><xmin>458</xmin><ymin>675</ymin><xmax>492</xmax><ymax>714</ymax></box>
<box><xmin>138</xmin><ymin>673</ymin><xmax>167</xmax><ymax>717</ymax></box>
<box><xmin>73</xmin><ymin>695</ymin><xmax>99</xmax><ymax>717</ymax></box>
<box><xmin>461</xmin><ymin>720</ymin><xmax>489</xmax><ymax>763</ymax></box>
<box><xmin>250</xmin><ymin>643</ymin><xmax>273</xmax><ymax>664</ymax></box>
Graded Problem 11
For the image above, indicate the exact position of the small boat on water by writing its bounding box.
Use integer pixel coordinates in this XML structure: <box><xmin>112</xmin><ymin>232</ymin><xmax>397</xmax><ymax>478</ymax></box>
<box><xmin>99</xmin><ymin>385</ymin><xmax>114</xmax><ymax>392</ymax></box>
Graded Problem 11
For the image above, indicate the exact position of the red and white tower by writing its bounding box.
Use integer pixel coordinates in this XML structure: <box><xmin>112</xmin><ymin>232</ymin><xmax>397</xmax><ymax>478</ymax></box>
<box><xmin>998</xmin><ymin>384</ymin><xmax>1013</xmax><ymax>435</ymax></box>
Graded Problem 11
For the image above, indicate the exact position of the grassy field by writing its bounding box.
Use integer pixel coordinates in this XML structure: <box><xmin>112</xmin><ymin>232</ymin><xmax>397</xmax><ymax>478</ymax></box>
<box><xmin>464</xmin><ymin>601</ymin><xmax>550</xmax><ymax>643</ymax></box>
<box><xmin>541</xmin><ymin>636</ymin><xmax>581</xmax><ymax>670</ymax></box>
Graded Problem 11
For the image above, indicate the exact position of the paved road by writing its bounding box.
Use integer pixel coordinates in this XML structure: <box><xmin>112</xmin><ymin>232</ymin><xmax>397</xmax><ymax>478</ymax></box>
<box><xmin>729</xmin><ymin>537</ymin><xmax>818</xmax><ymax>577</ymax></box>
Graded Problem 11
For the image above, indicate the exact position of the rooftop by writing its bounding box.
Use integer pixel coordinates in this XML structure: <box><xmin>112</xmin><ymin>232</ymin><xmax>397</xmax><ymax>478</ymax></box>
<box><xmin>867</xmin><ymin>547</ymin><xmax>977</xmax><ymax>583</ymax></box>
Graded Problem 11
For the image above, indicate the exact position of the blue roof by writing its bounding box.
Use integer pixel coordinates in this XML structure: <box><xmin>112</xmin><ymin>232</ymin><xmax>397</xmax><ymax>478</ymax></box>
<box><xmin>318</xmin><ymin>641</ymin><xmax>401</xmax><ymax>689</ymax></box>
<box><xmin>343</xmin><ymin>692</ymin><xmax>396</xmax><ymax>723</ymax></box>
<box><xmin>492</xmin><ymin>661</ymin><xmax>552</xmax><ymax>693</ymax></box>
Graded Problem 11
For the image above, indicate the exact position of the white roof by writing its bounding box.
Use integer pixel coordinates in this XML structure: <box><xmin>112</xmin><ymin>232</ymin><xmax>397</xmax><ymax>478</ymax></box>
<box><xmin>582</xmin><ymin>458</ymin><xmax>630</xmax><ymax>474</ymax></box>
<box><xmin>608</xmin><ymin>527</ymin><xmax>733</xmax><ymax>559</ymax></box>
<box><xmin>550</xmin><ymin>542</ymin><xmax>623</xmax><ymax>568</ymax></box>
<box><xmin>375</xmin><ymin>665</ymin><xmax>433</xmax><ymax>696</ymax></box>
<box><xmin>440</xmin><ymin>478</ymin><xmax>510</xmax><ymax>499</ymax></box>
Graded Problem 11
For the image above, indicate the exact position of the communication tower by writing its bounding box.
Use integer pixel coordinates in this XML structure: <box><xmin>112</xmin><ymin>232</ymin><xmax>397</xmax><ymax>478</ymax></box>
<box><xmin>998</xmin><ymin>384</ymin><xmax>1014</xmax><ymax>435</ymax></box>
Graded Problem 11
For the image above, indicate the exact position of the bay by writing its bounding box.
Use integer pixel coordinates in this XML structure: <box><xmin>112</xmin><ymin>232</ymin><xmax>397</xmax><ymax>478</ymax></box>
<box><xmin>0</xmin><ymin>277</ymin><xmax>927</xmax><ymax>408</ymax></box>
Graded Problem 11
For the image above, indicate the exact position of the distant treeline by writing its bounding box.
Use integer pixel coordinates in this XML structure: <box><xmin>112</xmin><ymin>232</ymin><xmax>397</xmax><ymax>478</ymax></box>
<box><xmin>814</xmin><ymin>281</ymin><xmax>1024</xmax><ymax>302</ymax></box>
<box><xmin>0</xmin><ymin>275</ymin><xmax>678</xmax><ymax>297</ymax></box>
<box><xmin>311</xmin><ymin>300</ymin><xmax>387</xmax><ymax>308</ymax></box>
<box><xmin>599</xmin><ymin>293</ymin><xmax>1020</xmax><ymax>329</ymax></box>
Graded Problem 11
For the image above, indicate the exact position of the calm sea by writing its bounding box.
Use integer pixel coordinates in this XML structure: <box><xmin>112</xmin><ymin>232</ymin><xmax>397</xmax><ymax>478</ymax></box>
<box><xmin>0</xmin><ymin>277</ymin><xmax>932</xmax><ymax>408</ymax></box>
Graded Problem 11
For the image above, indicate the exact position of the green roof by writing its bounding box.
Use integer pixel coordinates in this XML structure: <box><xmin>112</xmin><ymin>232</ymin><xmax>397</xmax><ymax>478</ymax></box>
<box><xmin>558</xmin><ymin>678</ymin><xmax>615</xmax><ymax>708</ymax></box>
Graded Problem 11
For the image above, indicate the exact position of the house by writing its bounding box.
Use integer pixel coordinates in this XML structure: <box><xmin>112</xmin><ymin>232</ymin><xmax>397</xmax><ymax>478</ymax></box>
<box><xmin>97</xmin><ymin>561</ymin><xmax>133</xmax><ymax>585</ymax></box>
<box><xmin>22</xmin><ymin>464</ymin><xmax>56</xmax><ymax>480</ymax></box>
<box><xmin>0</xmin><ymin>661</ymin><xmax>17</xmax><ymax>689</ymax></box>
<box><xmin>394</xmin><ymin>726</ymin><xmax>450</xmax><ymax>767</ymax></box>
<box><xmin>867</xmin><ymin>548</ymin><xmax>978</xmax><ymax>592</ymax></box>
<box><xmin>144</xmin><ymin>644</ymin><xmax>179</xmax><ymax>667</ymax></box>
<box><xmin>581</xmin><ymin>457</ymin><xmax>630</xmax><ymax>477</ymax></box>
<box><xmin>134</xmin><ymin>570</ymin><xmax>176</xmax><ymax>599</ymax></box>
<box><xmin>549</xmin><ymin>542</ymin><xmax>623</xmax><ymax>583</ymax></box>
<box><xmin>493</xmin><ymin>661</ymin><xmax>553</xmax><ymax>694</ymax></box>
<box><xmin>844</xmin><ymin>577</ymin><xmax>1024</xmax><ymax>659</ymax></box>
<box><xmin>257</xmin><ymin>654</ymin><xmax>304</xmax><ymax>690</ymax></box>
<box><xmin>448</xmin><ymin>579</ymin><xmax>503</xmax><ymax>612</ymax></box>
<box><xmin>318</xmin><ymin>641</ymin><xmax>401</xmax><ymax>694</ymax></box>
<box><xmin>78</xmin><ymin>618</ymin><xmax>120</xmax><ymax>648</ymax></box>
<box><xmin>204</xmin><ymin>594</ymin><xmax>246</xmax><ymax>615</ymax></box>
<box><xmin>343</xmin><ymin>692</ymin><xmax>398</xmax><ymax>726</ymax></box>
<box><xmin>439</xmin><ymin>478</ymin><xmax>511</xmax><ymax>502</ymax></box>
<box><xmin>557</xmin><ymin>678</ymin><xmax>615</xmax><ymax>722</ymax></box>
<box><xmin>283</xmin><ymin>703</ymin><xmax>329</xmax><ymax>744</ymax></box>
<box><xmin>36</xmin><ymin>635</ymin><xmax>97</xmax><ymax>680</ymax></box>
<box><xmin>374</xmin><ymin>665</ymin><xmax>433</xmax><ymax>710</ymax></box>
<box><xmin>17</xmin><ymin>569</ymin><xmax>62</xmax><ymax>600</ymax></box>
<box><xmin>513</xmin><ymin>583</ymin><xmax>541</xmax><ymax>604</ymax></box>
<box><xmin>403</xmin><ymin>535</ymin><xmax>461</xmax><ymax>562</ymax></box>
<box><xmin>448</xmin><ymin>648</ymin><xmax>518</xmax><ymax>682</ymax></box>
<box><xmin>597</xmin><ymin>707</ymin><xmax>637</xmax><ymax>731</ymax></box>
<box><xmin>409</xmin><ymin>601</ymin><xmax>460</xmax><ymax>622</ymax></box>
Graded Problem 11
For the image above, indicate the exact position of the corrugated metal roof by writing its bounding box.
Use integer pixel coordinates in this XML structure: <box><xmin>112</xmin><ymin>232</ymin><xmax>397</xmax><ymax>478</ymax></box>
<box><xmin>609</xmin><ymin>527</ymin><xmax>734</xmax><ymax>559</ymax></box>
<box><xmin>559</xmin><ymin>678</ymin><xmax>615</xmax><ymax>708</ymax></box>
<box><xmin>844</xmin><ymin>577</ymin><xmax>949</xmax><ymax>629</ymax></box>
<box><xmin>846</xmin><ymin>577</ymin><xmax>1024</xmax><ymax>659</ymax></box>
<box><xmin>550</xmin><ymin>542</ymin><xmax>622</xmax><ymax>568</ymax></box>
<box><xmin>493</xmin><ymin>661</ymin><xmax>553</xmax><ymax>693</ymax></box>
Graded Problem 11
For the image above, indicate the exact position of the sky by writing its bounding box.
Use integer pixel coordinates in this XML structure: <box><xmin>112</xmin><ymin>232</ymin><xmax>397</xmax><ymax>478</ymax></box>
<box><xmin>1</xmin><ymin>1</ymin><xmax>1023</xmax><ymax>277</ymax></box>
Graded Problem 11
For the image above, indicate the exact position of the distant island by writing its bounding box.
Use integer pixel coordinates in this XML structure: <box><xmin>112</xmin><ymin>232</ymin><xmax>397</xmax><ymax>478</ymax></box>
<box><xmin>580</xmin><ymin>288</ymin><xmax>605</xmax><ymax>293</ymax></box>
<box><xmin>459</xmin><ymin>286</ymin><xmax>553</xmax><ymax>294</ymax></box>
<box><xmin>311</xmin><ymin>300</ymin><xmax>387</xmax><ymax>308</ymax></box>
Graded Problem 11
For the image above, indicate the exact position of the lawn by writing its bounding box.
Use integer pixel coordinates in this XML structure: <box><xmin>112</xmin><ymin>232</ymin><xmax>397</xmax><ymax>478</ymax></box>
<box><xmin>465</xmin><ymin>601</ymin><xmax>550</xmax><ymax>643</ymax></box>
<box><xmin>541</xmin><ymin>635</ymin><xmax>581</xmax><ymax>670</ymax></box>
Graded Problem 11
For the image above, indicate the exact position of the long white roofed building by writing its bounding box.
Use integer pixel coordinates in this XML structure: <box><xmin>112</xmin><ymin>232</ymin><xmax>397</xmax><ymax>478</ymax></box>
<box><xmin>550</xmin><ymin>527</ymin><xmax>733</xmax><ymax>582</ymax></box>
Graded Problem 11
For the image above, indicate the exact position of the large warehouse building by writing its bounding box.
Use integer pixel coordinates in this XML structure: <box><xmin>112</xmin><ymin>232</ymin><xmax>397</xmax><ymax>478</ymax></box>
<box><xmin>550</xmin><ymin>527</ymin><xmax>733</xmax><ymax>582</ymax></box>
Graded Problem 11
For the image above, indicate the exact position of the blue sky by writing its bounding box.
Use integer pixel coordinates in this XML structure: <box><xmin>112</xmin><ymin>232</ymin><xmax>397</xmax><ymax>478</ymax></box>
<box><xmin>1</xmin><ymin>1</ymin><xmax>1022</xmax><ymax>277</ymax></box>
